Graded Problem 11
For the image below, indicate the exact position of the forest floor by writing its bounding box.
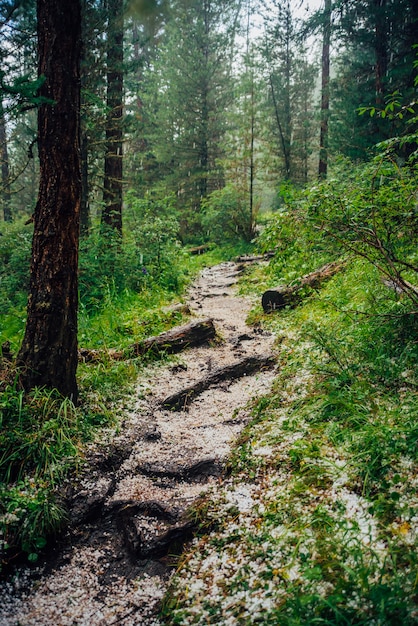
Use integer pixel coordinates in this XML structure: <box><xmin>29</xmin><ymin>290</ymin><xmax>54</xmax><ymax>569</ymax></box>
<box><xmin>0</xmin><ymin>260</ymin><xmax>278</xmax><ymax>625</ymax></box>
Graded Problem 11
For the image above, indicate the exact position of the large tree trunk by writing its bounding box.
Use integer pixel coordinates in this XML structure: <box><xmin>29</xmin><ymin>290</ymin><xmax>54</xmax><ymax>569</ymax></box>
<box><xmin>102</xmin><ymin>0</ymin><xmax>123</xmax><ymax>234</ymax></box>
<box><xmin>17</xmin><ymin>0</ymin><xmax>81</xmax><ymax>401</ymax></box>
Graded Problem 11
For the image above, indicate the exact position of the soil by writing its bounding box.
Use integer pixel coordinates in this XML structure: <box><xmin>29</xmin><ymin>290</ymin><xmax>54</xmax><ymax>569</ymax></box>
<box><xmin>0</xmin><ymin>261</ymin><xmax>277</xmax><ymax>626</ymax></box>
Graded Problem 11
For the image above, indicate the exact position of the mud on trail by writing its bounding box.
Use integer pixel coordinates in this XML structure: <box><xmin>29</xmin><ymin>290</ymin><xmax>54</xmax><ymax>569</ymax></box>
<box><xmin>0</xmin><ymin>261</ymin><xmax>277</xmax><ymax>626</ymax></box>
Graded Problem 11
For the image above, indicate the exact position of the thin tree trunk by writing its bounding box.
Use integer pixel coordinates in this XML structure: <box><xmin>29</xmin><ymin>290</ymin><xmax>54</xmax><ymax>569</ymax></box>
<box><xmin>102</xmin><ymin>0</ymin><xmax>123</xmax><ymax>234</ymax></box>
<box><xmin>374</xmin><ymin>0</ymin><xmax>387</xmax><ymax>107</ymax></box>
<box><xmin>0</xmin><ymin>98</ymin><xmax>12</xmax><ymax>222</ymax></box>
<box><xmin>198</xmin><ymin>0</ymin><xmax>210</xmax><ymax>201</ymax></box>
<box><xmin>269</xmin><ymin>76</ymin><xmax>291</xmax><ymax>179</ymax></box>
<box><xmin>80</xmin><ymin>132</ymin><xmax>90</xmax><ymax>235</ymax></box>
<box><xmin>18</xmin><ymin>0</ymin><xmax>81</xmax><ymax>401</ymax></box>
<box><xmin>318</xmin><ymin>0</ymin><xmax>331</xmax><ymax>179</ymax></box>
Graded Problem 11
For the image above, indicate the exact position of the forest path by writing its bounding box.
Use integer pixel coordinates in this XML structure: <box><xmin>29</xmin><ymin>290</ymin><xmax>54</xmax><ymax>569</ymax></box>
<box><xmin>0</xmin><ymin>261</ymin><xmax>277</xmax><ymax>626</ymax></box>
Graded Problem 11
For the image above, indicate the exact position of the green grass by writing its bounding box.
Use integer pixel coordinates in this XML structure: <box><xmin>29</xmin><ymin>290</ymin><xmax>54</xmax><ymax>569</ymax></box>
<box><xmin>0</xmin><ymin>238</ymin><xmax>252</xmax><ymax>570</ymax></box>
<box><xmin>162</xmin><ymin>251</ymin><xmax>418</xmax><ymax>624</ymax></box>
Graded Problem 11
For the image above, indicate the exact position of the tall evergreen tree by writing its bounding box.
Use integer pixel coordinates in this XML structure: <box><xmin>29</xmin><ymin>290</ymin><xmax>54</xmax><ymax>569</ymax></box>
<box><xmin>0</xmin><ymin>97</ymin><xmax>12</xmax><ymax>222</ymax></box>
<box><xmin>318</xmin><ymin>0</ymin><xmax>331</xmax><ymax>179</ymax></box>
<box><xmin>102</xmin><ymin>0</ymin><xmax>124</xmax><ymax>234</ymax></box>
<box><xmin>145</xmin><ymin>0</ymin><xmax>240</xmax><ymax>237</ymax></box>
<box><xmin>0</xmin><ymin>0</ymin><xmax>38</xmax><ymax>220</ymax></box>
<box><xmin>261</xmin><ymin>0</ymin><xmax>316</xmax><ymax>183</ymax></box>
<box><xmin>18</xmin><ymin>0</ymin><xmax>82</xmax><ymax>400</ymax></box>
<box><xmin>331</xmin><ymin>0</ymin><xmax>417</xmax><ymax>159</ymax></box>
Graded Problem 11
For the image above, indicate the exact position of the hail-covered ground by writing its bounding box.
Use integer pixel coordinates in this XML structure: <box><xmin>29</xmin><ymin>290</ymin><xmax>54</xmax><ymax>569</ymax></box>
<box><xmin>0</xmin><ymin>261</ymin><xmax>277</xmax><ymax>625</ymax></box>
<box><xmin>1</xmin><ymin>260</ymin><xmax>417</xmax><ymax>625</ymax></box>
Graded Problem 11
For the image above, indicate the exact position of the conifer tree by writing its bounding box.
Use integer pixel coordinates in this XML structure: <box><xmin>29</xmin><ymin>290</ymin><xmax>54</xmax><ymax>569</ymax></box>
<box><xmin>102</xmin><ymin>0</ymin><xmax>124</xmax><ymax>235</ymax></box>
<box><xmin>18</xmin><ymin>0</ymin><xmax>82</xmax><ymax>400</ymax></box>
<box><xmin>144</xmin><ymin>0</ymin><xmax>240</xmax><ymax>238</ymax></box>
<box><xmin>261</xmin><ymin>0</ymin><xmax>316</xmax><ymax>183</ymax></box>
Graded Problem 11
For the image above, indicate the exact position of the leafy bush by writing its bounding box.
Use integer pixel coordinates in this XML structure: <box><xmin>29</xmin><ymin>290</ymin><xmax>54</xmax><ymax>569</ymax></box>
<box><xmin>79</xmin><ymin>193</ymin><xmax>186</xmax><ymax>309</ymax></box>
<box><xmin>0</xmin><ymin>480</ymin><xmax>66</xmax><ymax>565</ymax></box>
<box><xmin>305</xmin><ymin>155</ymin><xmax>418</xmax><ymax>306</ymax></box>
<box><xmin>201</xmin><ymin>183</ymin><xmax>256</xmax><ymax>243</ymax></box>
<box><xmin>0</xmin><ymin>386</ymin><xmax>81</xmax><ymax>484</ymax></box>
<box><xmin>0</xmin><ymin>220</ymin><xmax>32</xmax><ymax>313</ymax></box>
<box><xmin>257</xmin><ymin>186</ymin><xmax>340</xmax><ymax>286</ymax></box>
<box><xmin>0</xmin><ymin>384</ymin><xmax>86</xmax><ymax>569</ymax></box>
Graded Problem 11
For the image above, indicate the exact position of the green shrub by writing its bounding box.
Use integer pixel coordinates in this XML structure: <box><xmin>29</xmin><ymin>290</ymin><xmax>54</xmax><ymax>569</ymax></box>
<box><xmin>79</xmin><ymin>193</ymin><xmax>186</xmax><ymax>309</ymax></box>
<box><xmin>201</xmin><ymin>183</ymin><xmax>256</xmax><ymax>243</ymax></box>
<box><xmin>0</xmin><ymin>479</ymin><xmax>67</xmax><ymax>565</ymax></box>
<box><xmin>0</xmin><ymin>220</ymin><xmax>32</xmax><ymax>313</ymax></box>
<box><xmin>305</xmin><ymin>156</ymin><xmax>418</xmax><ymax>307</ymax></box>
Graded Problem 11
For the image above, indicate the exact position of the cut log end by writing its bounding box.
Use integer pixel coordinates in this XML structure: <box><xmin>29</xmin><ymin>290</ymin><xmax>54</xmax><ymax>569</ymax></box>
<box><xmin>262</xmin><ymin>260</ymin><xmax>344</xmax><ymax>313</ymax></box>
<box><xmin>262</xmin><ymin>289</ymin><xmax>299</xmax><ymax>312</ymax></box>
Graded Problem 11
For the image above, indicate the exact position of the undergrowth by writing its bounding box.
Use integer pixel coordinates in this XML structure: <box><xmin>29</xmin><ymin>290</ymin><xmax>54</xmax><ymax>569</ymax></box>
<box><xmin>162</xmin><ymin>160</ymin><xmax>418</xmax><ymax>624</ymax></box>
<box><xmin>0</xmin><ymin>232</ymin><xmax>251</xmax><ymax>572</ymax></box>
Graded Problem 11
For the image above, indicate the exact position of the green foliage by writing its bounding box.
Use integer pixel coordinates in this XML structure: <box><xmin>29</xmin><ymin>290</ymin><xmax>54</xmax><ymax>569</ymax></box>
<box><xmin>0</xmin><ymin>385</ymin><xmax>82</xmax><ymax>484</ymax></box>
<box><xmin>201</xmin><ymin>184</ymin><xmax>256</xmax><ymax>243</ymax></box>
<box><xmin>304</xmin><ymin>156</ymin><xmax>418</xmax><ymax>306</ymax></box>
<box><xmin>257</xmin><ymin>184</ymin><xmax>339</xmax><ymax>286</ymax></box>
<box><xmin>0</xmin><ymin>479</ymin><xmax>66</xmax><ymax>565</ymax></box>
<box><xmin>124</xmin><ymin>191</ymin><xmax>185</xmax><ymax>285</ymax></box>
<box><xmin>79</xmin><ymin>193</ymin><xmax>185</xmax><ymax>309</ymax></box>
<box><xmin>0</xmin><ymin>220</ymin><xmax>32</xmax><ymax>313</ymax></box>
<box><xmin>0</xmin><ymin>384</ymin><xmax>86</xmax><ymax>568</ymax></box>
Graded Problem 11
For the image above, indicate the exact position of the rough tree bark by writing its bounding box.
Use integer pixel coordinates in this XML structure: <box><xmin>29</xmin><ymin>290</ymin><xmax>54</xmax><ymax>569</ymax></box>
<box><xmin>17</xmin><ymin>0</ymin><xmax>81</xmax><ymax>401</ymax></box>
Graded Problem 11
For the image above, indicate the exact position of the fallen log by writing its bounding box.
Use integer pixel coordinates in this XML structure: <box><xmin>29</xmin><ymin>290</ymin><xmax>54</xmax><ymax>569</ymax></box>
<box><xmin>188</xmin><ymin>244</ymin><xmax>212</xmax><ymax>255</ymax></box>
<box><xmin>162</xmin><ymin>353</ymin><xmax>276</xmax><ymax>411</ymax></box>
<box><xmin>236</xmin><ymin>251</ymin><xmax>275</xmax><ymax>263</ymax></box>
<box><xmin>262</xmin><ymin>260</ymin><xmax>343</xmax><ymax>313</ymax></box>
<box><xmin>79</xmin><ymin>317</ymin><xmax>216</xmax><ymax>363</ymax></box>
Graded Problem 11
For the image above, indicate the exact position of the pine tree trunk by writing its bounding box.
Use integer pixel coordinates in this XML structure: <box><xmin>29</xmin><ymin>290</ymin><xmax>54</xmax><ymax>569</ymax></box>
<box><xmin>80</xmin><ymin>132</ymin><xmax>90</xmax><ymax>235</ymax></box>
<box><xmin>102</xmin><ymin>0</ymin><xmax>123</xmax><ymax>234</ymax></box>
<box><xmin>0</xmin><ymin>97</ymin><xmax>12</xmax><ymax>222</ymax></box>
<box><xmin>17</xmin><ymin>0</ymin><xmax>81</xmax><ymax>401</ymax></box>
<box><xmin>374</xmin><ymin>0</ymin><xmax>388</xmax><ymax>107</ymax></box>
<box><xmin>318</xmin><ymin>0</ymin><xmax>331</xmax><ymax>179</ymax></box>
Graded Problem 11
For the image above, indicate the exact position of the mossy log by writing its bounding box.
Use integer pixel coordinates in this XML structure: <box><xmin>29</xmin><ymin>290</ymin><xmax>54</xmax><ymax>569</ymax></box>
<box><xmin>262</xmin><ymin>261</ymin><xmax>343</xmax><ymax>313</ymax></box>
<box><xmin>79</xmin><ymin>318</ymin><xmax>216</xmax><ymax>363</ymax></box>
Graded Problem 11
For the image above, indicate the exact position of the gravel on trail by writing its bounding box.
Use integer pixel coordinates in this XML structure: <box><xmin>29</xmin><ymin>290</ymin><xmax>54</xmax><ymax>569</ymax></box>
<box><xmin>0</xmin><ymin>261</ymin><xmax>277</xmax><ymax>626</ymax></box>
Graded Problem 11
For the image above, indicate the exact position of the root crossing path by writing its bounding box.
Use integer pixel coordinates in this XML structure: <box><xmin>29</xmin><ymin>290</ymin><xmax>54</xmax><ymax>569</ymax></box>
<box><xmin>0</xmin><ymin>262</ymin><xmax>277</xmax><ymax>626</ymax></box>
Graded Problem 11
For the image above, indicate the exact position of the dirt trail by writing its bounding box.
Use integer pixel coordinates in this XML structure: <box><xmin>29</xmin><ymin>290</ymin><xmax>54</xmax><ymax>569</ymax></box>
<box><xmin>0</xmin><ymin>261</ymin><xmax>277</xmax><ymax>626</ymax></box>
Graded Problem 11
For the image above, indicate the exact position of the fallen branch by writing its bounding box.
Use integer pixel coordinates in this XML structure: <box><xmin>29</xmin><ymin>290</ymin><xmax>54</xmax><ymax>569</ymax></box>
<box><xmin>79</xmin><ymin>318</ymin><xmax>216</xmax><ymax>363</ymax></box>
<box><xmin>262</xmin><ymin>260</ymin><xmax>343</xmax><ymax>313</ymax></box>
<box><xmin>162</xmin><ymin>354</ymin><xmax>276</xmax><ymax>411</ymax></box>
